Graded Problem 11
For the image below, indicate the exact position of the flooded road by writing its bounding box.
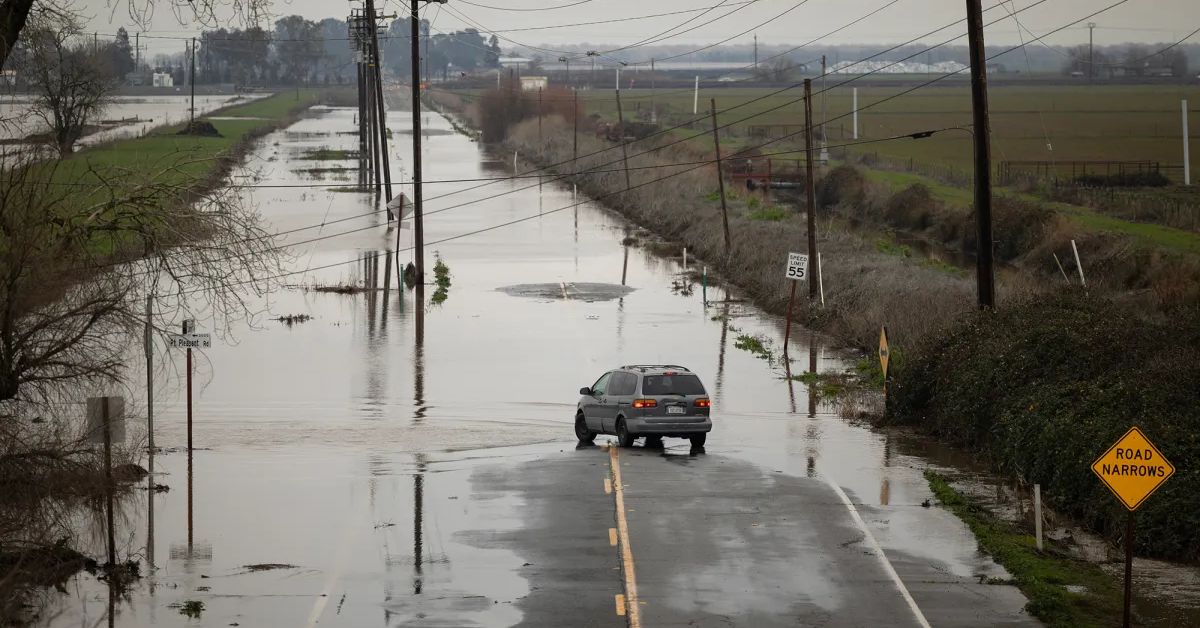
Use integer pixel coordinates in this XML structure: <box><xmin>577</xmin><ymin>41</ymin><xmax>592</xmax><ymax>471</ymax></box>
<box><xmin>43</xmin><ymin>104</ymin><xmax>1038</xmax><ymax>626</ymax></box>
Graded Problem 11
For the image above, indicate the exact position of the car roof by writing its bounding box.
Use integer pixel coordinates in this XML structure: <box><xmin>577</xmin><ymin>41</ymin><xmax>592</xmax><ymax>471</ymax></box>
<box><xmin>618</xmin><ymin>365</ymin><xmax>693</xmax><ymax>375</ymax></box>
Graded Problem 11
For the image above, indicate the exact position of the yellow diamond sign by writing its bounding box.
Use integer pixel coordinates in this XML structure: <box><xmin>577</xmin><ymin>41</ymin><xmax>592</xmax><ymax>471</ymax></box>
<box><xmin>1091</xmin><ymin>427</ymin><xmax>1175</xmax><ymax>511</ymax></box>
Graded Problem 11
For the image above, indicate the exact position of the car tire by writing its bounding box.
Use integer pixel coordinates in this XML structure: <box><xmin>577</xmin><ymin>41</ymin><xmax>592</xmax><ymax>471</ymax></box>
<box><xmin>575</xmin><ymin>412</ymin><xmax>595</xmax><ymax>444</ymax></box>
<box><xmin>616</xmin><ymin>419</ymin><xmax>636</xmax><ymax>448</ymax></box>
<box><xmin>689</xmin><ymin>433</ymin><xmax>707</xmax><ymax>448</ymax></box>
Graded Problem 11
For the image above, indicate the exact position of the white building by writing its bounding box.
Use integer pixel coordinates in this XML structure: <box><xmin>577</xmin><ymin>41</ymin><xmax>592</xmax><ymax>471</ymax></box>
<box><xmin>152</xmin><ymin>72</ymin><xmax>174</xmax><ymax>88</ymax></box>
<box><xmin>520</xmin><ymin>76</ymin><xmax>548</xmax><ymax>92</ymax></box>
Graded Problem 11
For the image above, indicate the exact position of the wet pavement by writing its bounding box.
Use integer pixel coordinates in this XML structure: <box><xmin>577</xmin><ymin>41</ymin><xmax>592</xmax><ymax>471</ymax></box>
<box><xmin>43</xmin><ymin>104</ymin><xmax>1041</xmax><ymax>626</ymax></box>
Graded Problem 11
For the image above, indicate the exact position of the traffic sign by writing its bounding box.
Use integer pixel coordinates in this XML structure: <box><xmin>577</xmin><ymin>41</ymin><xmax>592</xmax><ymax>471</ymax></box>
<box><xmin>169</xmin><ymin>333</ymin><xmax>212</xmax><ymax>349</ymax></box>
<box><xmin>785</xmin><ymin>252</ymin><xmax>809</xmax><ymax>281</ymax></box>
<box><xmin>879</xmin><ymin>326</ymin><xmax>890</xmax><ymax>379</ymax></box>
<box><xmin>1091</xmin><ymin>426</ymin><xmax>1174</xmax><ymax>511</ymax></box>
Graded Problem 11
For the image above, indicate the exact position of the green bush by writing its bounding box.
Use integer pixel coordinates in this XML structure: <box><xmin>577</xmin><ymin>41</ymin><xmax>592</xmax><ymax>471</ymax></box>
<box><xmin>890</xmin><ymin>292</ymin><xmax>1200</xmax><ymax>560</ymax></box>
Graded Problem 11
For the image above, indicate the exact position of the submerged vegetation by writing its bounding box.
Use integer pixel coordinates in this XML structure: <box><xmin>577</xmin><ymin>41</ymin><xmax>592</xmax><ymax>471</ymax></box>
<box><xmin>926</xmin><ymin>471</ymin><xmax>1121</xmax><ymax>628</ymax></box>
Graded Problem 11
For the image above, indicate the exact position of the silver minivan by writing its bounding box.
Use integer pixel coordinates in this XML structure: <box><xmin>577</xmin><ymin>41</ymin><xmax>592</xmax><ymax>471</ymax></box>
<box><xmin>575</xmin><ymin>365</ymin><xmax>712</xmax><ymax>448</ymax></box>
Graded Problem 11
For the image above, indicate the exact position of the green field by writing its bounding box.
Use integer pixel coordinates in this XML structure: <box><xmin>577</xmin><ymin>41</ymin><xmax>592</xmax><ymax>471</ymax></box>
<box><xmin>558</xmin><ymin>83</ymin><xmax>1200</xmax><ymax>170</ymax></box>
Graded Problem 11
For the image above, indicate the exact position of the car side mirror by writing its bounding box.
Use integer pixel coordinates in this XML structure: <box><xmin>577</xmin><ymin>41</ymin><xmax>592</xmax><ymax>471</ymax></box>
<box><xmin>579</xmin><ymin>387</ymin><xmax>592</xmax><ymax>396</ymax></box>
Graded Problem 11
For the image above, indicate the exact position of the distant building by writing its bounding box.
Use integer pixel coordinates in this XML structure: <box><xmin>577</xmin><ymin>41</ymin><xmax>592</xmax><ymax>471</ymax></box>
<box><xmin>0</xmin><ymin>70</ymin><xmax>15</xmax><ymax>86</ymax></box>
<box><xmin>152</xmin><ymin>72</ymin><xmax>174</xmax><ymax>88</ymax></box>
<box><xmin>520</xmin><ymin>76</ymin><xmax>548</xmax><ymax>91</ymax></box>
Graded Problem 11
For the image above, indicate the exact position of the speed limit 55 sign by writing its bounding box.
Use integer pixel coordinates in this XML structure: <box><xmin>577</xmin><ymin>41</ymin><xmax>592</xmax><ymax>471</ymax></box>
<box><xmin>785</xmin><ymin>252</ymin><xmax>809</xmax><ymax>281</ymax></box>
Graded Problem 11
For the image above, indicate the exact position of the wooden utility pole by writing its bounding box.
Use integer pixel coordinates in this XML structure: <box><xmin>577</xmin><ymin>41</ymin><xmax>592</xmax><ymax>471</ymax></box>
<box><xmin>410</xmin><ymin>0</ymin><xmax>430</xmax><ymax>296</ymax></box>
<box><xmin>966</xmin><ymin>0</ymin><xmax>996</xmax><ymax>309</ymax></box>
<box><xmin>709</xmin><ymin>99</ymin><xmax>731</xmax><ymax>256</ymax></box>
<box><xmin>803</xmin><ymin>80</ymin><xmax>818</xmax><ymax>301</ymax></box>
<box><xmin>538</xmin><ymin>87</ymin><xmax>543</xmax><ymax>144</ymax></box>
<box><xmin>615</xmin><ymin>88</ymin><xmax>632</xmax><ymax>192</ymax></box>
<box><xmin>366</xmin><ymin>0</ymin><xmax>395</xmax><ymax>214</ymax></box>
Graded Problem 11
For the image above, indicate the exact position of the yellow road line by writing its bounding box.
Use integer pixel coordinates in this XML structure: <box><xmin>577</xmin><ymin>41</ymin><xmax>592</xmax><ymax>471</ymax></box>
<box><xmin>609</xmin><ymin>446</ymin><xmax>642</xmax><ymax>627</ymax></box>
<box><xmin>604</xmin><ymin>478</ymin><xmax>613</xmax><ymax>494</ymax></box>
<box><xmin>609</xmin><ymin>528</ymin><xmax>618</xmax><ymax>546</ymax></box>
<box><xmin>615</xmin><ymin>594</ymin><xmax>626</xmax><ymax>616</ymax></box>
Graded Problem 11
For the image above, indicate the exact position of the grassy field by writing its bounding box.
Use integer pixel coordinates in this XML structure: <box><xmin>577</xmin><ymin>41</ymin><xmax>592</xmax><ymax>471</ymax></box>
<box><xmin>569</xmin><ymin>83</ymin><xmax>1199</xmax><ymax>166</ymax></box>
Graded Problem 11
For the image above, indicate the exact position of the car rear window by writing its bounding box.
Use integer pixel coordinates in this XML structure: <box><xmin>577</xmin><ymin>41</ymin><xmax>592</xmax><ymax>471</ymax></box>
<box><xmin>641</xmin><ymin>374</ymin><xmax>705</xmax><ymax>396</ymax></box>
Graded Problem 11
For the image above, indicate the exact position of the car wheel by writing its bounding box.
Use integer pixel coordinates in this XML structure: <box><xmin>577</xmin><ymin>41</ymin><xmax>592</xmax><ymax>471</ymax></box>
<box><xmin>689</xmin><ymin>433</ymin><xmax>707</xmax><ymax>448</ymax></box>
<box><xmin>616</xmin><ymin>419</ymin><xmax>636</xmax><ymax>448</ymax></box>
<box><xmin>575</xmin><ymin>412</ymin><xmax>595</xmax><ymax>444</ymax></box>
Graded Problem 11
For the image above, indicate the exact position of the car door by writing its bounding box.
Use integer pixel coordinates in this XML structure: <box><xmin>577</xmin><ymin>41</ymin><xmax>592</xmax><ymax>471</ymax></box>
<box><xmin>604</xmin><ymin>372</ymin><xmax>635</xmax><ymax>432</ymax></box>
<box><xmin>583</xmin><ymin>372</ymin><xmax>612</xmax><ymax>432</ymax></box>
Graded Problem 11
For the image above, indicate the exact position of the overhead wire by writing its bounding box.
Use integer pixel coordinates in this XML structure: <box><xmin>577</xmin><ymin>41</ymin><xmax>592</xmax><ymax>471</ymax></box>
<box><xmin>69</xmin><ymin>0</ymin><xmax>1143</xmax><ymax>281</ymax></box>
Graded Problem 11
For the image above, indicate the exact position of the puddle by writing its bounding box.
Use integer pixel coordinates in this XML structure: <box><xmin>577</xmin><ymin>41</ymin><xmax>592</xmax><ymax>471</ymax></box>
<box><xmin>498</xmin><ymin>282</ymin><xmax>635</xmax><ymax>302</ymax></box>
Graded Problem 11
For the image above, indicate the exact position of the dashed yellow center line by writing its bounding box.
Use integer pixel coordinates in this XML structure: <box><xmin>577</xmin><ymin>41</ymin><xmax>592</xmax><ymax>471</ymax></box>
<box><xmin>608</xmin><ymin>446</ymin><xmax>642</xmax><ymax>627</ymax></box>
<box><xmin>604</xmin><ymin>478</ymin><xmax>613</xmax><ymax>494</ymax></box>
<box><xmin>609</xmin><ymin>528</ymin><xmax>618</xmax><ymax>546</ymax></box>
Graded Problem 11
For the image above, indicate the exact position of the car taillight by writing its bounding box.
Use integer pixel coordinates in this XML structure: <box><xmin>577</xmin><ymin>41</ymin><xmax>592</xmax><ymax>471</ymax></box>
<box><xmin>632</xmin><ymin>399</ymin><xmax>657</xmax><ymax>409</ymax></box>
<box><xmin>694</xmin><ymin>398</ymin><xmax>711</xmax><ymax>408</ymax></box>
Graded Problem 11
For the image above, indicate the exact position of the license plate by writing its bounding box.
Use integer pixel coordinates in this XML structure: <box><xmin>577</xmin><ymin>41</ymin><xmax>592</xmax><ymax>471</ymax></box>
<box><xmin>667</xmin><ymin>406</ymin><xmax>685</xmax><ymax>415</ymax></box>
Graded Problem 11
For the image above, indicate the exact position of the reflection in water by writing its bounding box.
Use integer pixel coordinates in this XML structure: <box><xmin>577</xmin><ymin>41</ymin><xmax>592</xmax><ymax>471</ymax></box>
<box><xmin>804</xmin><ymin>332</ymin><xmax>820</xmax><ymax>478</ymax></box>
<box><xmin>413</xmin><ymin>291</ymin><xmax>426</xmax><ymax>424</ymax></box>
<box><xmin>880</xmin><ymin>432</ymin><xmax>892</xmax><ymax>506</ymax></box>
<box><xmin>413</xmin><ymin>454</ymin><xmax>426</xmax><ymax>595</ymax></box>
<box><xmin>715</xmin><ymin>302</ymin><xmax>730</xmax><ymax>401</ymax></box>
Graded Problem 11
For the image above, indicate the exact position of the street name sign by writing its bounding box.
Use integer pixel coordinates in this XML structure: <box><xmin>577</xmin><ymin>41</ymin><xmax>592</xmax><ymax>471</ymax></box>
<box><xmin>1091</xmin><ymin>426</ymin><xmax>1174</xmax><ymax>511</ymax></box>
<box><xmin>169</xmin><ymin>333</ymin><xmax>212</xmax><ymax>349</ymax></box>
<box><xmin>785</xmin><ymin>252</ymin><xmax>809</xmax><ymax>281</ymax></box>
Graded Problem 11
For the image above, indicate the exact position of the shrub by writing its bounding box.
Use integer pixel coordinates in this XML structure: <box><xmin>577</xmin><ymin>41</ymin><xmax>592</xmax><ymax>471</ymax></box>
<box><xmin>817</xmin><ymin>165</ymin><xmax>866</xmax><ymax>208</ymax></box>
<box><xmin>883</xmin><ymin>184</ymin><xmax>937</xmax><ymax>231</ymax></box>
<box><xmin>890</xmin><ymin>292</ymin><xmax>1200</xmax><ymax>561</ymax></box>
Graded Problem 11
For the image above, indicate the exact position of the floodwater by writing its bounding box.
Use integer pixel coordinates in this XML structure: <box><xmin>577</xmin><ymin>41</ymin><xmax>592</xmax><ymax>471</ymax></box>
<box><xmin>33</xmin><ymin>103</ymin><xmax>1187</xmax><ymax>626</ymax></box>
<box><xmin>0</xmin><ymin>94</ymin><xmax>262</xmax><ymax>145</ymax></box>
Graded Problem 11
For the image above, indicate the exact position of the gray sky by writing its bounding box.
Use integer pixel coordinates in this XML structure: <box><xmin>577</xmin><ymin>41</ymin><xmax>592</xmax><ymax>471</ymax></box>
<box><xmin>86</xmin><ymin>0</ymin><xmax>1199</xmax><ymax>57</ymax></box>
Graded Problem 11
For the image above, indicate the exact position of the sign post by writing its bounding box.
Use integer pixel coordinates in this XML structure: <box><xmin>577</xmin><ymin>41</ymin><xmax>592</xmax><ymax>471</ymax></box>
<box><xmin>782</xmin><ymin>252</ymin><xmax>810</xmax><ymax>358</ymax></box>
<box><xmin>1091</xmin><ymin>426</ymin><xmax>1175</xmax><ymax>628</ymax></box>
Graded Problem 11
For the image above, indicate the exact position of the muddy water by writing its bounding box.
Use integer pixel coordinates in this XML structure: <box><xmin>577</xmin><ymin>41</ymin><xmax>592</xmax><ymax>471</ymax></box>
<box><xmin>36</xmin><ymin>105</ymin><xmax>1099</xmax><ymax>626</ymax></box>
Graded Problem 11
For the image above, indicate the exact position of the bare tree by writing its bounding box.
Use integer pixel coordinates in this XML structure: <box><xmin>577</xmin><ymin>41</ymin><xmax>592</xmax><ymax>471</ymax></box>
<box><xmin>753</xmin><ymin>57</ymin><xmax>799</xmax><ymax>83</ymax></box>
<box><xmin>20</xmin><ymin>19</ymin><xmax>115</xmax><ymax>156</ymax></box>
<box><xmin>0</xmin><ymin>148</ymin><xmax>285</xmax><ymax>405</ymax></box>
<box><xmin>0</xmin><ymin>0</ymin><xmax>272</xmax><ymax>70</ymax></box>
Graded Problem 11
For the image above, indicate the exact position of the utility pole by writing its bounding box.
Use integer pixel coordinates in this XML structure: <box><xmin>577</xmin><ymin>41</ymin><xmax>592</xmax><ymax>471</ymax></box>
<box><xmin>366</xmin><ymin>0</ymin><xmax>395</xmax><ymax>211</ymax></box>
<box><xmin>190</xmin><ymin>38</ymin><xmax>196</xmax><ymax>128</ymax></box>
<box><xmin>650</xmin><ymin>59</ymin><xmax>656</xmax><ymax>124</ymax></box>
<box><xmin>410</xmin><ymin>0</ymin><xmax>447</xmax><ymax>297</ymax></box>
<box><xmin>1088</xmin><ymin>22</ymin><xmax>1097</xmax><ymax>82</ymax></box>
<box><xmin>135</xmin><ymin>33</ymin><xmax>140</xmax><ymax>73</ymax></box>
<box><xmin>803</xmin><ymin>80</ymin><xmax>818</xmax><ymax>301</ymax></box>
<box><xmin>1184</xmin><ymin>99</ymin><xmax>1191</xmax><ymax>186</ymax></box>
<box><xmin>615</xmin><ymin>87</ymin><xmax>632</xmax><ymax>192</ymax></box>
<box><xmin>966</xmin><ymin>0</ymin><xmax>996</xmax><ymax>309</ymax></box>
<box><xmin>710</xmin><ymin>99</ymin><xmax>731</xmax><ymax>257</ymax></box>
<box><xmin>754</xmin><ymin>34</ymin><xmax>758</xmax><ymax>69</ymax></box>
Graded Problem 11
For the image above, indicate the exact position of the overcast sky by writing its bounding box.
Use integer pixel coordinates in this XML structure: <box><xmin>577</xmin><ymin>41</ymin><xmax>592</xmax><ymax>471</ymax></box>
<box><xmin>87</xmin><ymin>0</ymin><xmax>1199</xmax><ymax>57</ymax></box>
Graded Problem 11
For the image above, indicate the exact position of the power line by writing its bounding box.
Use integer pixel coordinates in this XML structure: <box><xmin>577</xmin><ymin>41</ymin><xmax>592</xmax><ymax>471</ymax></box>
<box><xmin>170</xmin><ymin>128</ymin><xmax>962</xmax><ymax>297</ymax></box>
<box><xmin>457</xmin><ymin>0</ymin><xmax>596</xmax><ymax>11</ymax></box>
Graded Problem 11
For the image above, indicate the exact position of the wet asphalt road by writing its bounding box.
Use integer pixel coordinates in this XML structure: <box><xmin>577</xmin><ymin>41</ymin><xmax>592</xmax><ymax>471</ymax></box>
<box><xmin>43</xmin><ymin>104</ymin><xmax>1042</xmax><ymax>626</ymax></box>
<box><xmin>467</xmin><ymin>443</ymin><xmax>1036</xmax><ymax>628</ymax></box>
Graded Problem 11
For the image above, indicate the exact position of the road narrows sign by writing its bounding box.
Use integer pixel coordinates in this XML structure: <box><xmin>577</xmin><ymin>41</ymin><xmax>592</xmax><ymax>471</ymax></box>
<box><xmin>785</xmin><ymin>252</ymin><xmax>809</xmax><ymax>281</ymax></box>
<box><xmin>1091</xmin><ymin>426</ymin><xmax>1174</xmax><ymax>511</ymax></box>
<box><xmin>879</xmin><ymin>326</ymin><xmax>890</xmax><ymax>379</ymax></box>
